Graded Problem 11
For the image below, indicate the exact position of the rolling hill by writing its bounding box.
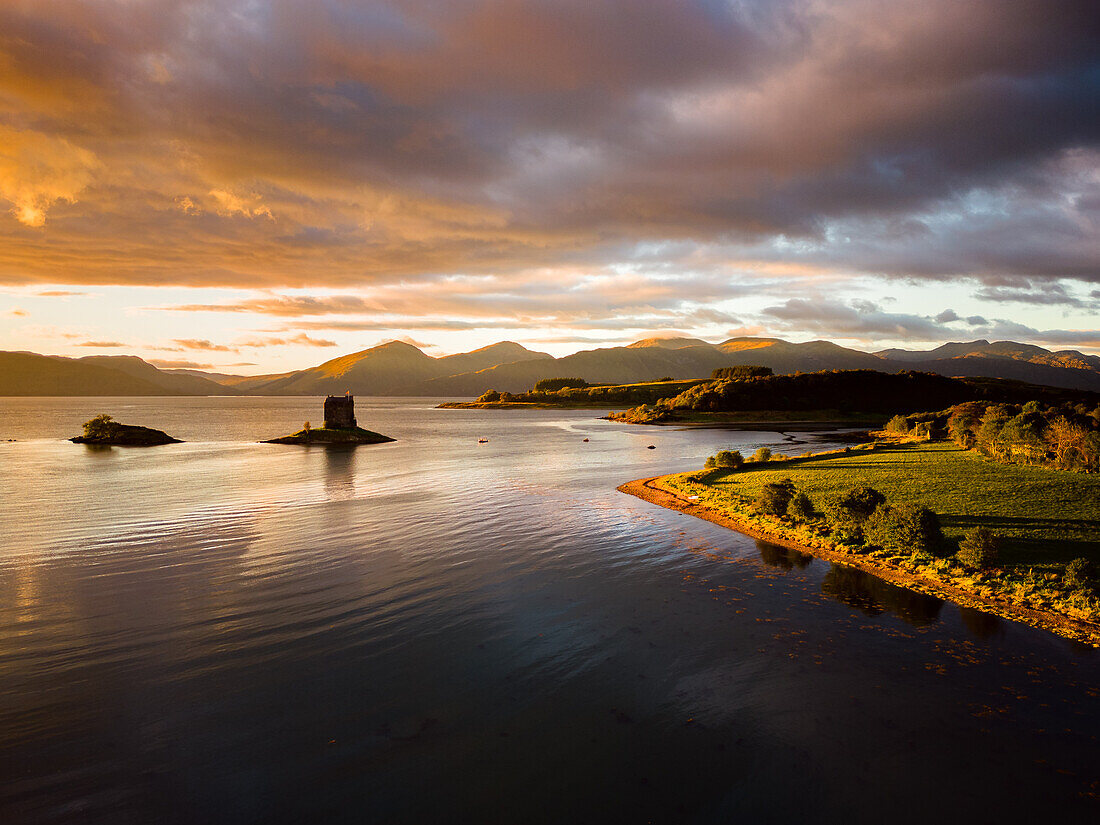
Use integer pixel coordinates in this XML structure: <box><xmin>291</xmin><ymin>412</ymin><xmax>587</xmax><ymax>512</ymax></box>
<box><xmin>4</xmin><ymin>337</ymin><xmax>1099</xmax><ymax>396</ymax></box>
<box><xmin>0</xmin><ymin>351</ymin><xmax>228</xmax><ymax>396</ymax></box>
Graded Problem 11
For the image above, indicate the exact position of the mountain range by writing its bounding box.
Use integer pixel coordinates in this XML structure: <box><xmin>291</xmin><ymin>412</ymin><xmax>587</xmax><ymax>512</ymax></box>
<box><xmin>3</xmin><ymin>338</ymin><xmax>1100</xmax><ymax>396</ymax></box>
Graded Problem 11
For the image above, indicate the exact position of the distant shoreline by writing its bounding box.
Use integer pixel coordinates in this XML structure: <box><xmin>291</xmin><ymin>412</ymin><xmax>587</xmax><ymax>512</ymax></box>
<box><xmin>619</xmin><ymin>473</ymin><xmax>1100</xmax><ymax>647</ymax></box>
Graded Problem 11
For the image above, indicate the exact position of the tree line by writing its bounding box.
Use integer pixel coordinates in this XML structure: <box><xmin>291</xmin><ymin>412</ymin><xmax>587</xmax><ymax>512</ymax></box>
<box><xmin>887</xmin><ymin>400</ymin><xmax>1100</xmax><ymax>471</ymax></box>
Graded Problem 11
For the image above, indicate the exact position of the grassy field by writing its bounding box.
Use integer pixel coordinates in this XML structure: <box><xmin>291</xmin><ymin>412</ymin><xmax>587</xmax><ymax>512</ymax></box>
<box><xmin>667</xmin><ymin>442</ymin><xmax>1100</xmax><ymax>570</ymax></box>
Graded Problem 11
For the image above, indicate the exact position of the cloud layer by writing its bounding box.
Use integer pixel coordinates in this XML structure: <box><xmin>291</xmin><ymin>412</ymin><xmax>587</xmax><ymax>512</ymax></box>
<box><xmin>0</xmin><ymin>1</ymin><xmax>1097</xmax><ymax>363</ymax></box>
<box><xmin>0</xmin><ymin>0</ymin><xmax>1096</xmax><ymax>288</ymax></box>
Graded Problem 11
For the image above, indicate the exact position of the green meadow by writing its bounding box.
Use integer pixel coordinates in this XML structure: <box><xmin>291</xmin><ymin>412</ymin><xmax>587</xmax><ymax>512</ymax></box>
<box><xmin>668</xmin><ymin>442</ymin><xmax>1100</xmax><ymax>571</ymax></box>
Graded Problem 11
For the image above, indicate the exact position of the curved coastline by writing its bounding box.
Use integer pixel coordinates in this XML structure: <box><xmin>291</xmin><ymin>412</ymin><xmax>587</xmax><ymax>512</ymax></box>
<box><xmin>619</xmin><ymin>475</ymin><xmax>1100</xmax><ymax>647</ymax></box>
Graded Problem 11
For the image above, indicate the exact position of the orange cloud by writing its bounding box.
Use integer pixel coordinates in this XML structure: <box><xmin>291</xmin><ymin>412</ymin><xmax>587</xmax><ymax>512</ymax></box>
<box><xmin>0</xmin><ymin>126</ymin><xmax>100</xmax><ymax>226</ymax></box>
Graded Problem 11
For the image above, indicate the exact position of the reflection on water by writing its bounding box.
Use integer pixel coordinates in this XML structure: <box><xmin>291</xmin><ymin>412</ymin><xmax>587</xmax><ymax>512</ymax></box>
<box><xmin>756</xmin><ymin>540</ymin><xmax>815</xmax><ymax>570</ymax></box>
<box><xmin>959</xmin><ymin>606</ymin><xmax>1005</xmax><ymax>639</ymax></box>
<box><xmin>756</xmin><ymin>540</ymin><xmax>945</xmax><ymax>627</ymax></box>
<box><xmin>1</xmin><ymin>398</ymin><xmax>1098</xmax><ymax>824</ymax></box>
<box><xmin>323</xmin><ymin>445</ymin><xmax>357</xmax><ymax>501</ymax></box>
<box><xmin>821</xmin><ymin>563</ymin><xmax>944</xmax><ymax>627</ymax></box>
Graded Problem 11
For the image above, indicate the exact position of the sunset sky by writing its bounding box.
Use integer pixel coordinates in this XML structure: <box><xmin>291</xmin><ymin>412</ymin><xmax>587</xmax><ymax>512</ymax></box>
<box><xmin>1</xmin><ymin>0</ymin><xmax>1097</xmax><ymax>373</ymax></box>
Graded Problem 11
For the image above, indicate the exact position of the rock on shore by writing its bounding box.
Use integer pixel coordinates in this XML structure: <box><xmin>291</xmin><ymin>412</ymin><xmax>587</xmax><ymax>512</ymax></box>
<box><xmin>262</xmin><ymin>426</ymin><xmax>394</xmax><ymax>445</ymax></box>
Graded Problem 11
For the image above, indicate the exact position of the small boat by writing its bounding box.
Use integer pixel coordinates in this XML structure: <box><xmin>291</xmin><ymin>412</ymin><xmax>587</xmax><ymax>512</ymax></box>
<box><xmin>647</xmin><ymin>445</ymin><xmax>656</xmax><ymax>450</ymax></box>
<box><xmin>478</xmin><ymin>438</ymin><xmax>489</xmax><ymax>443</ymax></box>
<box><xmin>582</xmin><ymin>438</ymin><xmax>589</xmax><ymax>442</ymax></box>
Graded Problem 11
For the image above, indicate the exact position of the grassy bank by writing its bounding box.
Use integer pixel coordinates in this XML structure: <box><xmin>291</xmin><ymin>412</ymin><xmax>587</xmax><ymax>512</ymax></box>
<box><xmin>640</xmin><ymin>441</ymin><xmax>1100</xmax><ymax>642</ymax></box>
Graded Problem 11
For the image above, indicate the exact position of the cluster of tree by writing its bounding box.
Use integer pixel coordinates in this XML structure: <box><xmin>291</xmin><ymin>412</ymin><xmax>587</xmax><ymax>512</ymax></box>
<box><xmin>743</xmin><ymin>479</ymin><xmax>1004</xmax><ymax>568</ymax></box>
<box><xmin>616</xmin><ymin>369</ymin><xmax>1100</xmax><ymax>419</ymax></box>
<box><xmin>533</xmin><ymin>377</ymin><xmax>590</xmax><ymax>392</ymax></box>
<box><xmin>665</xmin><ymin>370</ymin><xmax>1014</xmax><ymax>415</ymax></box>
<box><xmin>710</xmin><ymin>365</ymin><xmax>773</xmax><ymax>381</ymax></box>
<box><xmin>887</xmin><ymin>400</ymin><xmax>1100</xmax><ymax>471</ymax></box>
<box><xmin>703</xmin><ymin>446</ymin><xmax>774</xmax><ymax>469</ymax></box>
<box><xmin>477</xmin><ymin>379</ymin><xmax>705</xmax><ymax>407</ymax></box>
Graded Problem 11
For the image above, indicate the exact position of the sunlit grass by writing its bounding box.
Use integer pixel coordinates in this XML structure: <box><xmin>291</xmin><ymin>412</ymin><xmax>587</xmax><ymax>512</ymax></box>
<box><xmin>670</xmin><ymin>442</ymin><xmax>1100</xmax><ymax>569</ymax></box>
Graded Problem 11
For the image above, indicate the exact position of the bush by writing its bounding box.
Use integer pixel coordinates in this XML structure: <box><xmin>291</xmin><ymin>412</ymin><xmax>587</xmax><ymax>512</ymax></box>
<box><xmin>713</xmin><ymin>449</ymin><xmax>743</xmax><ymax>469</ymax></box>
<box><xmin>885</xmin><ymin>414</ymin><xmax>910</xmax><ymax>434</ymax></box>
<box><xmin>82</xmin><ymin>414</ymin><xmax>116</xmax><ymax>440</ymax></box>
<box><xmin>704</xmin><ymin>455</ymin><xmax>716</xmax><ymax>469</ymax></box>
<box><xmin>710</xmin><ymin>365</ymin><xmax>774</xmax><ymax>381</ymax></box>
<box><xmin>533</xmin><ymin>377</ymin><xmax>589</xmax><ymax>392</ymax></box>
<box><xmin>751</xmin><ymin>446</ymin><xmax>772</xmax><ymax>463</ymax></box>
<box><xmin>755</xmin><ymin>478</ymin><xmax>795</xmax><ymax>516</ymax></box>
<box><xmin>787</xmin><ymin>491</ymin><xmax>815</xmax><ymax>521</ymax></box>
<box><xmin>865</xmin><ymin>504</ymin><xmax>944</xmax><ymax>555</ymax></box>
<box><xmin>1065</xmin><ymin>557</ymin><xmax>1095</xmax><ymax>590</ymax></box>
<box><xmin>956</xmin><ymin>527</ymin><xmax>999</xmax><ymax>569</ymax></box>
<box><xmin>657</xmin><ymin>376</ymin><xmax>674</xmax><ymax>382</ymax></box>
<box><xmin>477</xmin><ymin>389</ymin><xmax>501</xmax><ymax>402</ymax></box>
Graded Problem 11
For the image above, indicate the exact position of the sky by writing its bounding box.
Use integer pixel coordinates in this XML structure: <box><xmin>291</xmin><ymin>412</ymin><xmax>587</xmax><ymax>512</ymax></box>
<box><xmin>0</xmin><ymin>0</ymin><xmax>1098</xmax><ymax>374</ymax></box>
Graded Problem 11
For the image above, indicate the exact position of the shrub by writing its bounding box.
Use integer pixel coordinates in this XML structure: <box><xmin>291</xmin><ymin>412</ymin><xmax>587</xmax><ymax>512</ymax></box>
<box><xmin>533</xmin><ymin>377</ymin><xmax>589</xmax><ymax>392</ymax></box>
<box><xmin>657</xmin><ymin>376</ymin><xmax>674</xmax><ymax>382</ymax></box>
<box><xmin>957</xmin><ymin>527</ymin><xmax>999</xmax><ymax>569</ymax></box>
<box><xmin>755</xmin><ymin>478</ymin><xmax>795</xmax><ymax>516</ymax></box>
<box><xmin>1065</xmin><ymin>557</ymin><xmax>1095</xmax><ymax>590</ymax></box>
<box><xmin>82</xmin><ymin>414</ymin><xmax>116</xmax><ymax>440</ymax></box>
<box><xmin>885</xmin><ymin>414</ymin><xmax>910</xmax><ymax>434</ymax></box>
<box><xmin>751</xmin><ymin>446</ymin><xmax>772</xmax><ymax>463</ymax></box>
<box><xmin>865</xmin><ymin>504</ymin><xmax>944</xmax><ymax>555</ymax></box>
<box><xmin>477</xmin><ymin>389</ymin><xmax>501</xmax><ymax>402</ymax></box>
<box><xmin>787</xmin><ymin>491</ymin><xmax>815</xmax><ymax>521</ymax></box>
<box><xmin>713</xmin><ymin>449</ymin><xmax>743</xmax><ymax>469</ymax></box>
<box><xmin>704</xmin><ymin>455</ymin><xmax>716</xmax><ymax>469</ymax></box>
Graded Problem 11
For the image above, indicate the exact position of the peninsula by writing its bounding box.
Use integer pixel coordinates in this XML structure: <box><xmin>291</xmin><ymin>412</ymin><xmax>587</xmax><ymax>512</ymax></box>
<box><xmin>621</xmin><ymin>405</ymin><xmax>1100</xmax><ymax>645</ymax></box>
<box><xmin>262</xmin><ymin>394</ymin><xmax>394</xmax><ymax>445</ymax></box>
<box><xmin>70</xmin><ymin>413</ymin><xmax>181</xmax><ymax>446</ymax></box>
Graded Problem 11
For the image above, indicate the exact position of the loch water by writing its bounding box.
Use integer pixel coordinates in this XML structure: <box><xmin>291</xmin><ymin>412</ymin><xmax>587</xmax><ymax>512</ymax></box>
<box><xmin>0</xmin><ymin>397</ymin><xmax>1097</xmax><ymax>824</ymax></box>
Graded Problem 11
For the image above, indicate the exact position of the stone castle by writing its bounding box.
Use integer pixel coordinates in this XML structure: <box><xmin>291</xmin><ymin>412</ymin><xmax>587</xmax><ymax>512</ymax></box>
<box><xmin>323</xmin><ymin>394</ymin><xmax>357</xmax><ymax>429</ymax></box>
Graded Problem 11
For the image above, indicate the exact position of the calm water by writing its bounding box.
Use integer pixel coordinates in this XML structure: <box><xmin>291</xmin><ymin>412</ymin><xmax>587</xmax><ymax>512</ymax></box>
<box><xmin>0</xmin><ymin>398</ymin><xmax>1097</xmax><ymax>824</ymax></box>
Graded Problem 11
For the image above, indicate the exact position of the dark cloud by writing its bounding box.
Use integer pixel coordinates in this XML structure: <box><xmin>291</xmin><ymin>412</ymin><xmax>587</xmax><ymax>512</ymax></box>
<box><xmin>0</xmin><ymin>0</ymin><xmax>1095</xmax><ymax>290</ymax></box>
<box><xmin>973</xmin><ymin>282</ymin><xmax>1091</xmax><ymax>306</ymax></box>
<box><xmin>761</xmin><ymin>299</ymin><xmax>954</xmax><ymax>340</ymax></box>
<box><xmin>934</xmin><ymin>309</ymin><xmax>960</xmax><ymax>323</ymax></box>
<box><xmin>758</xmin><ymin>298</ymin><xmax>1100</xmax><ymax>349</ymax></box>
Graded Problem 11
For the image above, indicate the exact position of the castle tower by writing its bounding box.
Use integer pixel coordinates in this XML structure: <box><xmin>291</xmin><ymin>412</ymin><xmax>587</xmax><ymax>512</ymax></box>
<box><xmin>323</xmin><ymin>393</ymin><xmax>357</xmax><ymax>429</ymax></box>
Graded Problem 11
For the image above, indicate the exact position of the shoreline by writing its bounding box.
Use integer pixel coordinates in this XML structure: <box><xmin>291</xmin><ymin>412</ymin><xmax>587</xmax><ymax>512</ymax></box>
<box><xmin>618</xmin><ymin>475</ymin><xmax>1100</xmax><ymax>647</ymax></box>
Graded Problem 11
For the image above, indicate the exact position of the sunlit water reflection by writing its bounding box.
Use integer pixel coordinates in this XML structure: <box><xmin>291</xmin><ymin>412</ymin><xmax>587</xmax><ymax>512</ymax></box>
<box><xmin>0</xmin><ymin>398</ymin><xmax>1097</xmax><ymax>823</ymax></box>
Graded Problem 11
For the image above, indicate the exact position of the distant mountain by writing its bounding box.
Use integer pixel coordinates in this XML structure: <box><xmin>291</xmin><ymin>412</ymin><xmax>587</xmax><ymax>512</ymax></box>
<box><xmin>6</xmin><ymin>337</ymin><xmax>1099</xmax><ymax>396</ymax></box>
<box><xmin>626</xmin><ymin>336</ymin><xmax>713</xmax><ymax>349</ymax></box>
<box><xmin>225</xmin><ymin>340</ymin><xmax>551</xmax><ymax>396</ymax></box>
<box><xmin>717</xmin><ymin>338</ymin><xmax>884</xmax><ymax>373</ymax></box>
<box><xmin>78</xmin><ymin>355</ymin><xmax>230</xmax><ymax>395</ymax></box>
<box><xmin>876</xmin><ymin>339</ymin><xmax>1100</xmax><ymax>371</ymax></box>
<box><xmin>874</xmin><ymin>340</ymin><xmax>1100</xmax><ymax>392</ymax></box>
<box><xmin>0</xmin><ymin>351</ymin><xmax>229</xmax><ymax>396</ymax></box>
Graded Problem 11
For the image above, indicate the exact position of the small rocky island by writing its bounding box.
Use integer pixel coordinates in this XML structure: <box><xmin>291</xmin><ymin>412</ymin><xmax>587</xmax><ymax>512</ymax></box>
<box><xmin>70</xmin><ymin>413</ymin><xmax>182</xmax><ymax>446</ymax></box>
<box><xmin>263</xmin><ymin>394</ymin><xmax>394</xmax><ymax>445</ymax></box>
